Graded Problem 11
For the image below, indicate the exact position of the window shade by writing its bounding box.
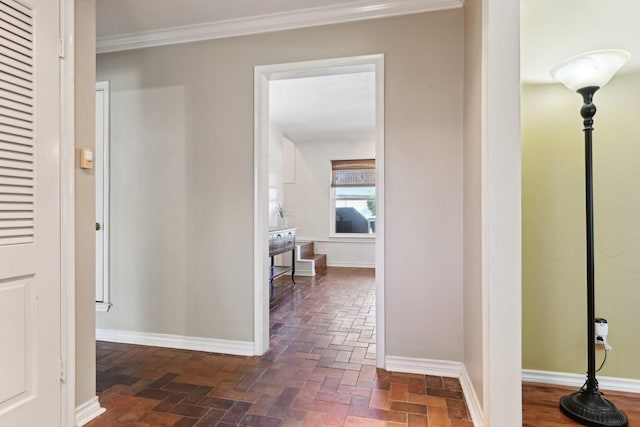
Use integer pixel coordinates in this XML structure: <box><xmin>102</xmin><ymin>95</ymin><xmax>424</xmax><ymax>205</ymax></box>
<box><xmin>0</xmin><ymin>0</ymin><xmax>35</xmax><ymax>246</ymax></box>
<box><xmin>331</xmin><ymin>159</ymin><xmax>375</xmax><ymax>187</ymax></box>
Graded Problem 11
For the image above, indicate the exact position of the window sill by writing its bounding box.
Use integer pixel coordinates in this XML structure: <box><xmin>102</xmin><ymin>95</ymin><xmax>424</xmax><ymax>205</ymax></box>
<box><xmin>328</xmin><ymin>234</ymin><xmax>375</xmax><ymax>242</ymax></box>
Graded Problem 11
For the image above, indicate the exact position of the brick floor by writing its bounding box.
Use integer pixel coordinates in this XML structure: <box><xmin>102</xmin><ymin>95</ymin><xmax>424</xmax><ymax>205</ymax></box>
<box><xmin>88</xmin><ymin>267</ymin><xmax>472</xmax><ymax>426</ymax></box>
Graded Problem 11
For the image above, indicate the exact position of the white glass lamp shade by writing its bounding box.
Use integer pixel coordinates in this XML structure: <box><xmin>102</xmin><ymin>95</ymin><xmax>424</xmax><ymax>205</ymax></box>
<box><xmin>551</xmin><ymin>49</ymin><xmax>630</xmax><ymax>91</ymax></box>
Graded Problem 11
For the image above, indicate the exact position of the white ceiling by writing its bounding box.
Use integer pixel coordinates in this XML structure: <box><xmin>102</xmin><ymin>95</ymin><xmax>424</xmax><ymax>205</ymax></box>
<box><xmin>269</xmin><ymin>72</ymin><xmax>376</xmax><ymax>143</ymax></box>
<box><xmin>521</xmin><ymin>0</ymin><xmax>639</xmax><ymax>83</ymax></box>
<box><xmin>96</xmin><ymin>0</ymin><xmax>640</xmax><ymax>142</ymax></box>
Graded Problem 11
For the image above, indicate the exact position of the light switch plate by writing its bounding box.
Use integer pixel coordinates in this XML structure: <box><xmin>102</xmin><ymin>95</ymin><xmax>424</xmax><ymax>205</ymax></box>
<box><xmin>80</xmin><ymin>148</ymin><xmax>94</xmax><ymax>169</ymax></box>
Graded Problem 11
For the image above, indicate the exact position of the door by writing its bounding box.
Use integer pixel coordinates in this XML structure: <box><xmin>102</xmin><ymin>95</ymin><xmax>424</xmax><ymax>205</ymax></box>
<box><xmin>0</xmin><ymin>0</ymin><xmax>63</xmax><ymax>424</ymax></box>
<box><xmin>95</xmin><ymin>81</ymin><xmax>110</xmax><ymax>310</ymax></box>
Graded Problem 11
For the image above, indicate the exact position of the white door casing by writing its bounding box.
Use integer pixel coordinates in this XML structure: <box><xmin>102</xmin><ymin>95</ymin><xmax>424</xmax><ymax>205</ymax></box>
<box><xmin>0</xmin><ymin>0</ymin><xmax>64</xmax><ymax>424</ymax></box>
<box><xmin>253</xmin><ymin>55</ymin><xmax>385</xmax><ymax>366</ymax></box>
<box><xmin>95</xmin><ymin>81</ymin><xmax>111</xmax><ymax>311</ymax></box>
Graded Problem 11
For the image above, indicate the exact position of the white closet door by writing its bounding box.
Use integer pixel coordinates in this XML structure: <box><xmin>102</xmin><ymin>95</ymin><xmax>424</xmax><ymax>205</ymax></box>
<box><xmin>0</xmin><ymin>0</ymin><xmax>63</xmax><ymax>424</ymax></box>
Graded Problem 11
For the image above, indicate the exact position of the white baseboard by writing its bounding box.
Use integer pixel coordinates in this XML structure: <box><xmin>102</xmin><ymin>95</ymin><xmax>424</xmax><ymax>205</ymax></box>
<box><xmin>295</xmin><ymin>271</ymin><xmax>315</xmax><ymax>277</ymax></box>
<box><xmin>460</xmin><ymin>365</ymin><xmax>483</xmax><ymax>427</ymax></box>
<box><xmin>386</xmin><ymin>356</ymin><xmax>482</xmax><ymax>426</ymax></box>
<box><xmin>96</xmin><ymin>328</ymin><xmax>255</xmax><ymax>356</ymax></box>
<box><xmin>295</xmin><ymin>259</ymin><xmax>315</xmax><ymax>276</ymax></box>
<box><xmin>523</xmin><ymin>369</ymin><xmax>640</xmax><ymax>394</ymax></box>
<box><xmin>75</xmin><ymin>396</ymin><xmax>105</xmax><ymax>427</ymax></box>
<box><xmin>385</xmin><ymin>355</ymin><xmax>463</xmax><ymax>378</ymax></box>
<box><xmin>327</xmin><ymin>261</ymin><xmax>375</xmax><ymax>268</ymax></box>
<box><xmin>294</xmin><ymin>270</ymin><xmax>315</xmax><ymax>277</ymax></box>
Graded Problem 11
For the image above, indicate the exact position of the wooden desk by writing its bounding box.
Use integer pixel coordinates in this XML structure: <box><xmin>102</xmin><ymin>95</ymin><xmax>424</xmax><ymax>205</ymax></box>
<box><xmin>269</xmin><ymin>227</ymin><xmax>296</xmax><ymax>294</ymax></box>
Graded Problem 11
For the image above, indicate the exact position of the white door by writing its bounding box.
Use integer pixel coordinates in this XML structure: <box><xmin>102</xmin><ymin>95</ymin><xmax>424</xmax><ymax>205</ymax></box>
<box><xmin>95</xmin><ymin>81</ymin><xmax>110</xmax><ymax>308</ymax></box>
<box><xmin>0</xmin><ymin>0</ymin><xmax>63</xmax><ymax>424</ymax></box>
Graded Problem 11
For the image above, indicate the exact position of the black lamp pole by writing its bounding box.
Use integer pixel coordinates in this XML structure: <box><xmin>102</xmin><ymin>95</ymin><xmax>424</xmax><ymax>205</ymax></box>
<box><xmin>559</xmin><ymin>86</ymin><xmax>628</xmax><ymax>427</ymax></box>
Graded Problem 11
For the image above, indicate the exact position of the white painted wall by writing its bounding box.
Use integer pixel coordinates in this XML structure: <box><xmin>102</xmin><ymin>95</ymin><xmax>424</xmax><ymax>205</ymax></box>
<box><xmin>483</xmin><ymin>0</ymin><xmax>522</xmax><ymax>425</ymax></box>
<box><xmin>285</xmin><ymin>138</ymin><xmax>375</xmax><ymax>267</ymax></box>
<box><xmin>282</xmin><ymin>136</ymin><xmax>295</xmax><ymax>184</ymax></box>
<box><xmin>269</xmin><ymin>126</ymin><xmax>284</xmax><ymax>228</ymax></box>
<box><xmin>463</xmin><ymin>2</ymin><xmax>522</xmax><ymax>425</ymax></box>
<box><xmin>96</xmin><ymin>10</ymin><xmax>464</xmax><ymax>362</ymax></box>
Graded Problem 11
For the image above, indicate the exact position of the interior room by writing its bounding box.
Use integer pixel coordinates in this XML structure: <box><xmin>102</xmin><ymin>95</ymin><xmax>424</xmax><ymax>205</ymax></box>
<box><xmin>89</xmin><ymin>0</ymin><xmax>639</xmax><ymax>423</ymax></box>
<box><xmin>88</xmin><ymin>1</ymin><xmax>478</xmax><ymax>424</ymax></box>
<box><xmin>267</xmin><ymin>70</ymin><xmax>377</xmax><ymax>272</ymax></box>
<box><xmin>6</xmin><ymin>0</ymin><xmax>638</xmax><ymax>426</ymax></box>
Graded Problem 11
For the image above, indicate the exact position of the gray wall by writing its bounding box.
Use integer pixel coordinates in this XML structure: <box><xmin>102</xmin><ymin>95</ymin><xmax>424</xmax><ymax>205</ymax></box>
<box><xmin>75</xmin><ymin>0</ymin><xmax>97</xmax><ymax>410</ymax></box>
<box><xmin>96</xmin><ymin>10</ymin><xmax>465</xmax><ymax>361</ymax></box>
<box><xmin>462</xmin><ymin>0</ymin><xmax>484</xmax><ymax>408</ymax></box>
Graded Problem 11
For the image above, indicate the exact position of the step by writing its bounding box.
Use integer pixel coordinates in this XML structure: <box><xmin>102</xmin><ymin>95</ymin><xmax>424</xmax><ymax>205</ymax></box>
<box><xmin>297</xmin><ymin>241</ymin><xmax>314</xmax><ymax>259</ymax></box>
<box><xmin>313</xmin><ymin>253</ymin><xmax>327</xmax><ymax>275</ymax></box>
<box><xmin>295</xmin><ymin>241</ymin><xmax>327</xmax><ymax>276</ymax></box>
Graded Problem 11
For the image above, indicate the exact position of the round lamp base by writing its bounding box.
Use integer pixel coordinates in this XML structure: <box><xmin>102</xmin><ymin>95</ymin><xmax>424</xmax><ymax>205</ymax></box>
<box><xmin>560</xmin><ymin>391</ymin><xmax>628</xmax><ymax>427</ymax></box>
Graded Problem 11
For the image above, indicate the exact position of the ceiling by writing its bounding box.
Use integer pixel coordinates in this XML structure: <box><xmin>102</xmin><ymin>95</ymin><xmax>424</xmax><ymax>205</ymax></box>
<box><xmin>521</xmin><ymin>0</ymin><xmax>639</xmax><ymax>84</ymax></box>
<box><xmin>96</xmin><ymin>0</ymin><xmax>640</xmax><ymax>142</ymax></box>
<box><xmin>269</xmin><ymin>72</ymin><xmax>376</xmax><ymax>143</ymax></box>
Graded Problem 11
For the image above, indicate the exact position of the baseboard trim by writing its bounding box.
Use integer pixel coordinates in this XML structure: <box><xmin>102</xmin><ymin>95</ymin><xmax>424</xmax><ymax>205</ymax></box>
<box><xmin>294</xmin><ymin>270</ymin><xmax>315</xmax><ymax>277</ymax></box>
<box><xmin>96</xmin><ymin>328</ymin><xmax>255</xmax><ymax>356</ymax></box>
<box><xmin>460</xmin><ymin>365</ymin><xmax>483</xmax><ymax>427</ymax></box>
<box><xmin>386</xmin><ymin>356</ymin><xmax>482</xmax><ymax>426</ymax></box>
<box><xmin>327</xmin><ymin>261</ymin><xmax>375</xmax><ymax>268</ymax></box>
<box><xmin>295</xmin><ymin>259</ymin><xmax>315</xmax><ymax>276</ymax></box>
<box><xmin>75</xmin><ymin>396</ymin><xmax>105</xmax><ymax>427</ymax></box>
<box><xmin>385</xmin><ymin>355</ymin><xmax>462</xmax><ymax>378</ymax></box>
<box><xmin>522</xmin><ymin>369</ymin><xmax>640</xmax><ymax>394</ymax></box>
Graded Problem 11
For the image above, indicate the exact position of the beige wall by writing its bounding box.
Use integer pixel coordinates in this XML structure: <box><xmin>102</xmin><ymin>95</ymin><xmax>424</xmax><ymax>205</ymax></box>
<box><xmin>75</xmin><ymin>0</ymin><xmax>97</xmax><ymax>409</ymax></box>
<box><xmin>522</xmin><ymin>73</ymin><xmax>640</xmax><ymax>379</ymax></box>
<box><xmin>96</xmin><ymin>10</ymin><xmax>465</xmax><ymax>361</ymax></box>
<box><xmin>462</xmin><ymin>0</ymin><xmax>484</xmax><ymax>408</ymax></box>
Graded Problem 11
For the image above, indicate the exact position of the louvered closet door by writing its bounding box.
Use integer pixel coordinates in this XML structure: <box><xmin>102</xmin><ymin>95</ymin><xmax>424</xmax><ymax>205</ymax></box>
<box><xmin>0</xmin><ymin>0</ymin><xmax>63</xmax><ymax>425</ymax></box>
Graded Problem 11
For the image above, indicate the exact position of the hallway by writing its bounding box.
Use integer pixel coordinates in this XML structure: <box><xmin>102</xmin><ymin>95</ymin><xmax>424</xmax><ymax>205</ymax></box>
<box><xmin>88</xmin><ymin>267</ymin><xmax>472</xmax><ymax>426</ymax></box>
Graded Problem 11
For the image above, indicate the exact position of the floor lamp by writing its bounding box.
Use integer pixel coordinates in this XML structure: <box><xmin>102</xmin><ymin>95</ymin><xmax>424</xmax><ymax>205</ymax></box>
<box><xmin>551</xmin><ymin>49</ymin><xmax>630</xmax><ymax>427</ymax></box>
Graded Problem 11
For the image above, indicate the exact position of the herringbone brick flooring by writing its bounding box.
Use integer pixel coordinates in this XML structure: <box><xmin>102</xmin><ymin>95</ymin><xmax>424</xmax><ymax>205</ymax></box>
<box><xmin>88</xmin><ymin>268</ymin><xmax>472</xmax><ymax>426</ymax></box>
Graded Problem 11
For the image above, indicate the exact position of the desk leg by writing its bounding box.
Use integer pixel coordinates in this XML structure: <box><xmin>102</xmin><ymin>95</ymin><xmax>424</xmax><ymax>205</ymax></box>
<box><xmin>270</xmin><ymin>255</ymin><xmax>274</xmax><ymax>296</ymax></box>
<box><xmin>291</xmin><ymin>246</ymin><xmax>296</xmax><ymax>284</ymax></box>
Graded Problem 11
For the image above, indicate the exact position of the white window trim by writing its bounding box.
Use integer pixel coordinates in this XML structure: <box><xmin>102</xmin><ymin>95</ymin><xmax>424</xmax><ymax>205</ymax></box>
<box><xmin>329</xmin><ymin>234</ymin><xmax>376</xmax><ymax>240</ymax></box>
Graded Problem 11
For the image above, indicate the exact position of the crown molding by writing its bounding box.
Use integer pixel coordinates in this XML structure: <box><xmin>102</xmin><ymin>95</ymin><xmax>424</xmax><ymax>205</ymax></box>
<box><xmin>96</xmin><ymin>0</ymin><xmax>463</xmax><ymax>54</ymax></box>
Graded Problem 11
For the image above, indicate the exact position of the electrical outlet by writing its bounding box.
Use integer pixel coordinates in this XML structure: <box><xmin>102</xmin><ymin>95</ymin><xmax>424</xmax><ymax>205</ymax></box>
<box><xmin>595</xmin><ymin>318</ymin><xmax>612</xmax><ymax>351</ymax></box>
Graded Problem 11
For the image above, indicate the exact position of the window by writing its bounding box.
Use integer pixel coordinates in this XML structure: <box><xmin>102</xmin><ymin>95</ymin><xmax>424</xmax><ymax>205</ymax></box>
<box><xmin>331</xmin><ymin>159</ymin><xmax>376</xmax><ymax>235</ymax></box>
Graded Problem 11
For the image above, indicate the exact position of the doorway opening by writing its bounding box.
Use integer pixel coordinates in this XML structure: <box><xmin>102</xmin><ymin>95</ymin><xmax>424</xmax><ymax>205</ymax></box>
<box><xmin>253</xmin><ymin>55</ymin><xmax>385</xmax><ymax>367</ymax></box>
<box><xmin>95</xmin><ymin>81</ymin><xmax>111</xmax><ymax>312</ymax></box>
